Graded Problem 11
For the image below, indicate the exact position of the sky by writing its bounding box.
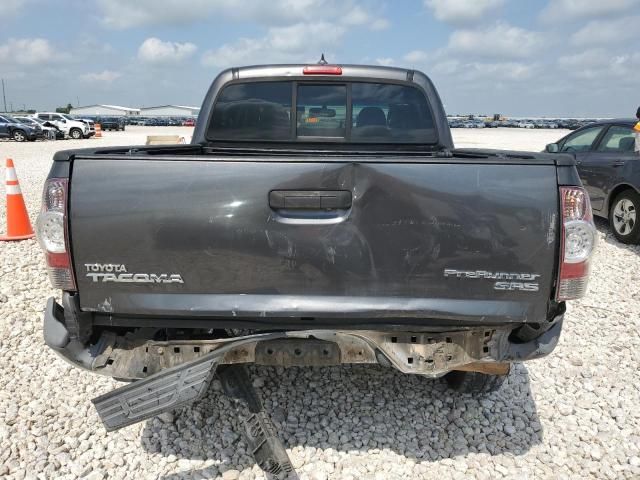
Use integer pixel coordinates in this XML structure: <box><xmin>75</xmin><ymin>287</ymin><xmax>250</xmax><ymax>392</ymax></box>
<box><xmin>1</xmin><ymin>0</ymin><xmax>639</xmax><ymax>117</ymax></box>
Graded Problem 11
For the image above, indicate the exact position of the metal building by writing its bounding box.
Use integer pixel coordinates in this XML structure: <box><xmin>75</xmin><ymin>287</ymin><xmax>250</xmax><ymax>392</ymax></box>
<box><xmin>139</xmin><ymin>105</ymin><xmax>200</xmax><ymax>117</ymax></box>
<box><xmin>69</xmin><ymin>105</ymin><xmax>140</xmax><ymax>117</ymax></box>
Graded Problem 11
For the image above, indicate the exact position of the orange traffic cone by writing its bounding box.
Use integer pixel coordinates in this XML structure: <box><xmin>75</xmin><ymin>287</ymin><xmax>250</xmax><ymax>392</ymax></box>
<box><xmin>0</xmin><ymin>158</ymin><xmax>35</xmax><ymax>241</ymax></box>
<box><xmin>95</xmin><ymin>123</ymin><xmax>102</xmax><ymax>138</ymax></box>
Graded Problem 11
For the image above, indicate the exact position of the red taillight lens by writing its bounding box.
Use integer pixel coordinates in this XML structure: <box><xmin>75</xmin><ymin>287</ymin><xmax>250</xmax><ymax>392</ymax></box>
<box><xmin>36</xmin><ymin>178</ymin><xmax>76</xmax><ymax>291</ymax></box>
<box><xmin>303</xmin><ymin>65</ymin><xmax>342</xmax><ymax>75</ymax></box>
<box><xmin>556</xmin><ymin>187</ymin><xmax>596</xmax><ymax>301</ymax></box>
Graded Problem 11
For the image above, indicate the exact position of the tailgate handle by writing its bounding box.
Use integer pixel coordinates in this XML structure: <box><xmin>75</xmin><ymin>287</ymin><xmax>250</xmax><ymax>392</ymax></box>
<box><xmin>269</xmin><ymin>190</ymin><xmax>352</xmax><ymax>210</ymax></box>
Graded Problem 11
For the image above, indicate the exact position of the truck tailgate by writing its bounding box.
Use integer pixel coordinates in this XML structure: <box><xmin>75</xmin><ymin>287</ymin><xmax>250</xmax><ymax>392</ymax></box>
<box><xmin>69</xmin><ymin>157</ymin><xmax>558</xmax><ymax>324</ymax></box>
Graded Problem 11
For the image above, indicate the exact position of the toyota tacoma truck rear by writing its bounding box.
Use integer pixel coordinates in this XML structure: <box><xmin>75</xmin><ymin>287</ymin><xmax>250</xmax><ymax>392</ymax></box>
<box><xmin>37</xmin><ymin>63</ymin><xmax>596</xmax><ymax>475</ymax></box>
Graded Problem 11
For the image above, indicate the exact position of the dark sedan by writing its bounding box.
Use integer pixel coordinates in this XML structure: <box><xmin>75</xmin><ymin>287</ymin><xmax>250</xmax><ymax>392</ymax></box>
<box><xmin>0</xmin><ymin>115</ymin><xmax>42</xmax><ymax>141</ymax></box>
<box><xmin>98</xmin><ymin>116</ymin><xmax>125</xmax><ymax>131</ymax></box>
<box><xmin>546</xmin><ymin>119</ymin><xmax>639</xmax><ymax>243</ymax></box>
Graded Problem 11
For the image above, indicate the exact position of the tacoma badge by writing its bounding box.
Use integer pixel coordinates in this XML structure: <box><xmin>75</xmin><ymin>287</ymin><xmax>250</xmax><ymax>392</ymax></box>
<box><xmin>84</xmin><ymin>263</ymin><xmax>184</xmax><ymax>284</ymax></box>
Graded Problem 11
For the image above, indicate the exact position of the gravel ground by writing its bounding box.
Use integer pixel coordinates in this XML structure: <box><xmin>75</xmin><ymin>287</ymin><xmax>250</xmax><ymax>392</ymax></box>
<box><xmin>1</xmin><ymin>127</ymin><xmax>639</xmax><ymax>479</ymax></box>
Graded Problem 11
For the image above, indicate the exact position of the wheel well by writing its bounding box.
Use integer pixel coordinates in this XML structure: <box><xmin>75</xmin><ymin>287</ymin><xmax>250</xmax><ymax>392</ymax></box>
<box><xmin>607</xmin><ymin>185</ymin><xmax>639</xmax><ymax>213</ymax></box>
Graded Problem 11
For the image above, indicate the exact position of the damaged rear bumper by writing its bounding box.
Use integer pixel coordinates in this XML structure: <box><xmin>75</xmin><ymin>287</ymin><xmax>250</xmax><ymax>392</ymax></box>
<box><xmin>44</xmin><ymin>296</ymin><xmax>565</xmax><ymax>381</ymax></box>
<box><xmin>43</xmin><ymin>296</ymin><xmax>565</xmax><ymax>432</ymax></box>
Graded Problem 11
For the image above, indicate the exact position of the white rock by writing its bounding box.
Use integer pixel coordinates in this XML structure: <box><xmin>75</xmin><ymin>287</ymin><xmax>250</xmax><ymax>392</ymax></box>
<box><xmin>83</xmin><ymin>471</ymin><xmax>105</xmax><ymax>480</ymax></box>
<box><xmin>222</xmin><ymin>469</ymin><xmax>241</xmax><ymax>480</ymax></box>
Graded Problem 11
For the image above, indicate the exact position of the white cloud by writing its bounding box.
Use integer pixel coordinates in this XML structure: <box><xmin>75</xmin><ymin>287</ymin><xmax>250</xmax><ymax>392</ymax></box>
<box><xmin>371</xmin><ymin>18</ymin><xmax>390</xmax><ymax>30</ymax></box>
<box><xmin>77</xmin><ymin>36</ymin><xmax>115</xmax><ymax>56</ymax></box>
<box><xmin>341</xmin><ymin>6</ymin><xmax>389</xmax><ymax>30</ymax></box>
<box><xmin>138</xmin><ymin>38</ymin><xmax>197</xmax><ymax>64</ymax></box>
<box><xmin>424</xmin><ymin>0</ymin><xmax>504</xmax><ymax>24</ymax></box>
<box><xmin>571</xmin><ymin>16</ymin><xmax>640</xmax><ymax>46</ymax></box>
<box><xmin>202</xmin><ymin>38</ymin><xmax>262</xmax><ymax>68</ymax></box>
<box><xmin>558</xmin><ymin>49</ymin><xmax>611</xmax><ymax>70</ymax></box>
<box><xmin>342</xmin><ymin>6</ymin><xmax>370</xmax><ymax>25</ymax></box>
<box><xmin>202</xmin><ymin>22</ymin><xmax>345</xmax><ymax>67</ymax></box>
<box><xmin>431</xmin><ymin>59</ymin><xmax>461</xmax><ymax>76</ymax></box>
<box><xmin>427</xmin><ymin>57</ymin><xmax>536</xmax><ymax>81</ymax></box>
<box><xmin>98</xmin><ymin>0</ymin><xmax>215</xmax><ymax>28</ymax></box>
<box><xmin>557</xmin><ymin>48</ymin><xmax>640</xmax><ymax>83</ymax></box>
<box><xmin>448</xmin><ymin>23</ymin><xmax>545</xmax><ymax>59</ymax></box>
<box><xmin>270</xmin><ymin>22</ymin><xmax>345</xmax><ymax>53</ymax></box>
<box><xmin>403</xmin><ymin>50</ymin><xmax>429</xmax><ymax>64</ymax></box>
<box><xmin>0</xmin><ymin>0</ymin><xmax>27</xmax><ymax>17</ymax></box>
<box><xmin>80</xmin><ymin>70</ymin><xmax>122</xmax><ymax>83</ymax></box>
<box><xmin>541</xmin><ymin>0</ymin><xmax>639</xmax><ymax>22</ymax></box>
<box><xmin>0</xmin><ymin>38</ymin><xmax>64</xmax><ymax>65</ymax></box>
<box><xmin>98</xmin><ymin>0</ymin><xmax>387</xmax><ymax>29</ymax></box>
<box><xmin>465</xmin><ymin>61</ymin><xmax>536</xmax><ymax>81</ymax></box>
<box><xmin>375</xmin><ymin>57</ymin><xmax>395</xmax><ymax>66</ymax></box>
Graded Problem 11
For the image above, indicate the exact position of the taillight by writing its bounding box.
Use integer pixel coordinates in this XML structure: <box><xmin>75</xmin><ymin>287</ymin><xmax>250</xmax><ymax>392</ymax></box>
<box><xmin>302</xmin><ymin>65</ymin><xmax>342</xmax><ymax>75</ymax></box>
<box><xmin>556</xmin><ymin>187</ymin><xmax>596</xmax><ymax>301</ymax></box>
<box><xmin>36</xmin><ymin>178</ymin><xmax>76</xmax><ymax>291</ymax></box>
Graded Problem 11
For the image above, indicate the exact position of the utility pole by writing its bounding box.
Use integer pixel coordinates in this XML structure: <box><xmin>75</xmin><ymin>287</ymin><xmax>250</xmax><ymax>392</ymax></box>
<box><xmin>1</xmin><ymin>79</ymin><xmax>6</xmax><ymax>113</ymax></box>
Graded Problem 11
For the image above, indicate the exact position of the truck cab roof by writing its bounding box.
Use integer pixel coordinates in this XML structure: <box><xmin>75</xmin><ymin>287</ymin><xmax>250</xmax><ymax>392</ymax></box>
<box><xmin>230</xmin><ymin>63</ymin><xmax>417</xmax><ymax>82</ymax></box>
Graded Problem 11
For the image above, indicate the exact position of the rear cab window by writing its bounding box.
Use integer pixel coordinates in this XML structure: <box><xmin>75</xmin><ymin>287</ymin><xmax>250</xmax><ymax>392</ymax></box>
<box><xmin>297</xmin><ymin>84</ymin><xmax>346</xmax><ymax>138</ymax></box>
<box><xmin>352</xmin><ymin>83</ymin><xmax>435</xmax><ymax>143</ymax></box>
<box><xmin>210</xmin><ymin>82</ymin><xmax>291</xmax><ymax>140</ymax></box>
<box><xmin>208</xmin><ymin>80</ymin><xmax>437</xmax><ymax>146</ymax></box>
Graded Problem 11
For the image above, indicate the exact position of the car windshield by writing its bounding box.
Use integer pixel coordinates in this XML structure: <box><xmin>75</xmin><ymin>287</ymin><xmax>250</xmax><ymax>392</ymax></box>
<box><xmin>61</xmin><ymin>114</ymin><xmax>74</xmax><ymax>121</ymax></box>
<box><xmin>209</xmin><ymin>80</ymin><xmax>438</xmax><ymax>145</ymax></box>
<box><xmin>15</xmin><ymin>117</ymin><xmax>34</xmax><ymax>124</ymax></box>
<box><xmin>4</xmin><ymin>115</ymin><xmax>21</xmax><ymax>123</ymax></box>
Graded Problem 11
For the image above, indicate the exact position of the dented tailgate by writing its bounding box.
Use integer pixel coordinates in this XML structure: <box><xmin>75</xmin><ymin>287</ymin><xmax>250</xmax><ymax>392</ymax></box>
<box><xmin>69</xmin><ymin>157</ymin><xmax>559</xmax><ymax>324</ymax></box>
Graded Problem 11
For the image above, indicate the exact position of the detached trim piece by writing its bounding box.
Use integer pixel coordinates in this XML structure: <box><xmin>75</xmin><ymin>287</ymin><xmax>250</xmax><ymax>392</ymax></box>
<box><xmin>93</xmin><ymin>354</ymin><xmax>219</xmax><ymax>431</ymax></box>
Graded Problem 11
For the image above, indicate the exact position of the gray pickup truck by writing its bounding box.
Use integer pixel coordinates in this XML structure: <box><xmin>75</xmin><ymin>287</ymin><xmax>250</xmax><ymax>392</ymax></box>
<box><xmin>37</xmin><ymin>63</ymin><xmax>596</xmax><ymax>474</ymax></box>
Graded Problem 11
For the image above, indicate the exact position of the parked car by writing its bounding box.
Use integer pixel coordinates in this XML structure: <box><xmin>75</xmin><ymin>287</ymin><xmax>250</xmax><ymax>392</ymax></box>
<box><xmin>37</xmin><ymin>63</ymin><xmax>596</xmax><ymax>475</ymax></box>
<box><xmin>98</xmin><ymin>116</ymin><xmax>125</xmax><ymax>131</ymax></box>
<box><xmin>518</xmin><ymin>122</ymin><xmax>535</xmax><ymax>129</ymax></box>
<box><xmin>14</xmin><ymin>116</ymin><xmax>58</xmax><ymax>140</ymax></box>
<box><xmin>182</xmin><ymin>118</ymin><xmax>196</xmax><ymax>127</ymax></box>
<box><xmin>33</xmin><ymin>112</ymin><xmax>92</xmax><ymax>139</ymax></box>
<box><xmin>144</xmin><ymin>117</ymin><xmax>169</xmax><ymax>126</ymax></box>
<box><xmin>74</xmin><ymin>117</ymin><xmax>96</xmax><ymax>136</ymax></box>
<box><xmin>126</xmin><ymin>117</ymin><xmax>146</xmax><ymax>125</ymax></box>
<box><xmin>0</xmin><ymin>114</ymin><xmax>41</xmax><ymax>141</ymax></box>
<box><xmin>546</xmin><ymin>119</ymin><xmax>639</xmax><ymax>243</ymax></box>
<box><xmin>30</xmin><ymin>117</ymin><xmax>66</xmax><ymax>139</ymax></box>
